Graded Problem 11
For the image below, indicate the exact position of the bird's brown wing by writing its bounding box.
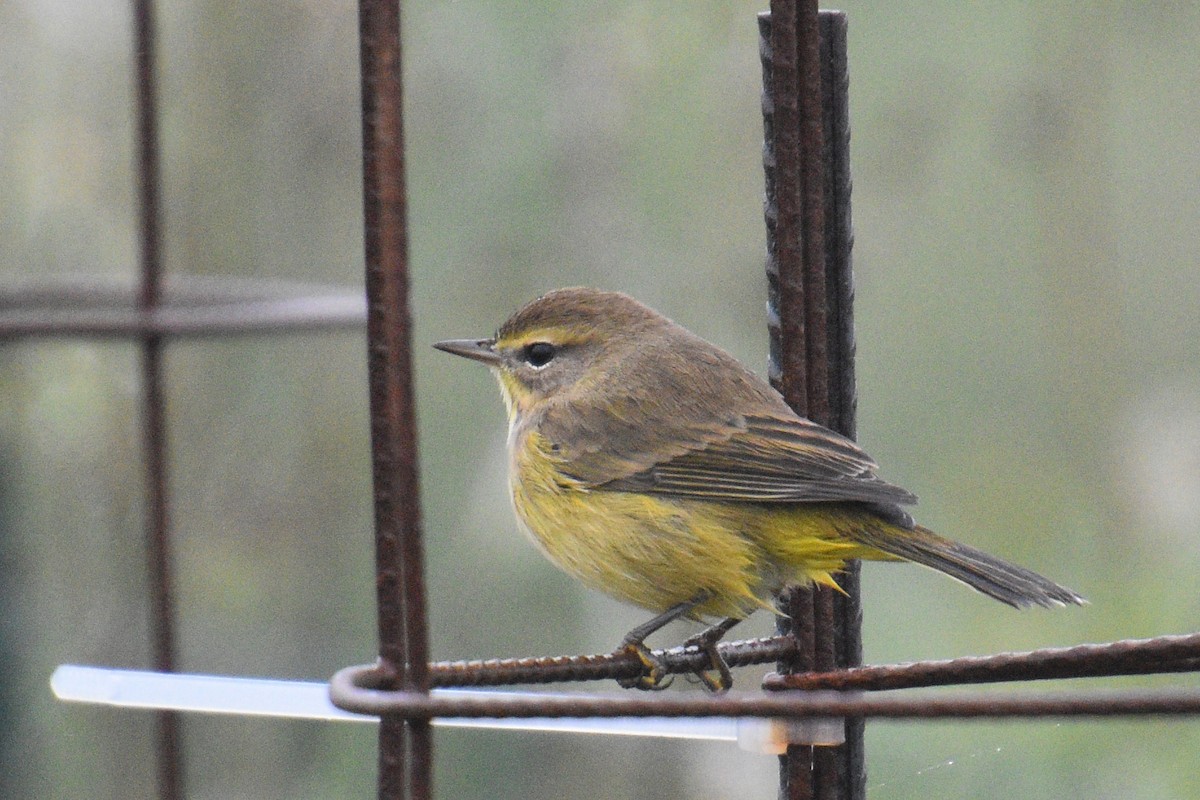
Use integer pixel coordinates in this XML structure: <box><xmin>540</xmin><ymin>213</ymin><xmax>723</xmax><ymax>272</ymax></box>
<box><xmin>530</xmin><ymin>331</ymin><xmax>916</xmax><ymax>508</ymax></box>
<box><xmin>540</xmin><ymin>404</ymin><xmax>917</xmax><ymax>507</ymax></box>
<box><xmin>601</xmin><ymin>413</ymin><xmax>918</xmax><ymax>505</ymax></box>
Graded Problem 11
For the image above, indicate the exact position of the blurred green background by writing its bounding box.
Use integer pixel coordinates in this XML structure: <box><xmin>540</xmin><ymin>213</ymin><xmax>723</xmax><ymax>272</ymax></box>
<box><xmin>3</xmin><ymin>1</ymin><xmax>1199</xmax><ymax>797</ymax></box>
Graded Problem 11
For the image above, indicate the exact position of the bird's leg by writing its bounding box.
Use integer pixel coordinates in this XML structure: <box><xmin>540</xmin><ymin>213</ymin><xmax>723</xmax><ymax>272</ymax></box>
<box><xmin>615</xmin><ymin>592</ymin><xmax>710</xmax><ymax>691</ymax></box>
<box><xmin>682</xmin><ymin>616</ymin><xmax>742</xmax><ymax>693</ymax></box>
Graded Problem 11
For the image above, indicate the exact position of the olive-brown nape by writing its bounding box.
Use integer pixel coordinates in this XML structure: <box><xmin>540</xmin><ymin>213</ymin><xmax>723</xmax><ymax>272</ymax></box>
<box><xmin>496</xmin><ymin>288</ymin><xmax>669</xmax><ymax>345</ymax></box>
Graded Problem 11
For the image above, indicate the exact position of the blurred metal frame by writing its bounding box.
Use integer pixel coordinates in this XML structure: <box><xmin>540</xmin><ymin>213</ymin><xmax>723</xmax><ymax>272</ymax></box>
<box><xmin>1</xmin><ymin>1</ymin><xmax>366</xmax><ymax>797</ymax></box>
<box><xmin>7</xmin><ymin>1</ymin><xmax>1197</xmax><ymax>800</ymax></box>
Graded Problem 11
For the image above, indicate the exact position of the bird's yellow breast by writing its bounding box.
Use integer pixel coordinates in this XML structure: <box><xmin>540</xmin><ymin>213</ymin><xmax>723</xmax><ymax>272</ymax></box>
<box><xmin>508</xmin><ymin>429</ymin><xmax>883</xmax><ymax>619</ymax></box>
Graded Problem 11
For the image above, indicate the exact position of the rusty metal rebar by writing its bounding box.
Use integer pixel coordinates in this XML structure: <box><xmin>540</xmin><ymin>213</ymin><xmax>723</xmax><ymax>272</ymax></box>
<box><xmin>426</xmin><ymin>636</ymin><xmax>799</xmax><ymax>688</ymax></box>
<box><xmin>357</xmin><ymin>0</ymin><xmax>431</xmax><ymax>798</ymax></box>
<box><xmin>0</xmin><ymin>279</ymin><xmax>365</xmax><ymax>339</ymax></box>
<box><xmin>817</xmin><ymin>13</ymin><xmax>863</xmax><ymax>800</ymax></box>
<box><xmin>132</xmin><ymin>0</ymin><xmax>182</xmax><ymax>797</ymax></box>
<box><xmin>408</xmin><ymin>631</ymin><xmax>1200</xmax><ymax>691</ymax></box>
<box><xmin>765</xmin><ymin>631</ymin><xmax>1200</xmax><ymax>691</ymax></box>
<box><xmin>763</xmin><ymin>4</ymin><xmax>857</xmax><ymax>799</ymax></box>
<box><xmin>763</xmin><ymin>5</ymin><xmax>806</xmax><ymax>410</ymax></box>
<box><xmin>763</xmin><ymin>0</ymin><xmax>812</xmax><ymax>726</ymax></box>
<box><xmin>330</xmin><ymin>662</ymin><xmax>1200</xmax><ymax>721</ymax></box>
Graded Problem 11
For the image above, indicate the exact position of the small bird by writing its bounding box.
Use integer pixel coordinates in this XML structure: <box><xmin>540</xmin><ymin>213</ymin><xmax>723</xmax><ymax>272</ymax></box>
<box><xmin>434</xmin><ymin>288</ymin><xmax>1084</xmax><ymax>691</ymax></box>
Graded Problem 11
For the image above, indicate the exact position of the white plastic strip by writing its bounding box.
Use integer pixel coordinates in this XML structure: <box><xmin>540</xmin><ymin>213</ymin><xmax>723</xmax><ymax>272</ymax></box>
<box><xmin>53</xmin><ymin>665</ymin><xmax>845</xmax><ymax>752</ymax></box>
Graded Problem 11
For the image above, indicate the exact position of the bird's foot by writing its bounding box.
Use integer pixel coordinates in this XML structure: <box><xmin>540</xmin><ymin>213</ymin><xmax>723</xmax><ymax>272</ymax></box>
<box><xmin>614</xmin><ymin>639</ymin><xmax>673</xmax><ymax>691</ymax></box>
<box><xmin>682</xmin><ymin>630</ymin><xmax>733</xmax><ymax>693</ymax></box>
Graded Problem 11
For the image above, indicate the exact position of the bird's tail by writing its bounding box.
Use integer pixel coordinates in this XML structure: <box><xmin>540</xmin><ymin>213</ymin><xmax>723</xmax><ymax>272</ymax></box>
<box><xmin>851</xmin><ymin>524</ymin><xmax>1086</xmax><ymax>608</ymax></box>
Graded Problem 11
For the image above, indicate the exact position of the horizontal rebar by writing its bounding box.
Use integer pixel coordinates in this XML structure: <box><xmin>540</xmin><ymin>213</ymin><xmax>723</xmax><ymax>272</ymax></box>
<box><xmin>418</xmin><ymin>631</ymin><xmax>1200</xmax><ymax>692</ymax></box>
<box><xmin>0</xmin><ymin>278</ymin><xmax>364</xmax><ymax>338</ymax></box>
<box><xmin>331</xmin><ymin>662</ymin><xmax>1200</xmax><ymax>720</ymax></box>
<box><xmin>763</xmin><ymin>631</ymin><xmax>1200</xmax><ymax>691</ymax></box>
<box><xmin>428</xmin><ymin>637</ymin><xmax>798</xmax><ymax>688</ymax></box>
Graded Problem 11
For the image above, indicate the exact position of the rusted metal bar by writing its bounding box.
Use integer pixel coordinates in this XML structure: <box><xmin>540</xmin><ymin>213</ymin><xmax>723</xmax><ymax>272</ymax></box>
<box><xmin>426</xmin><ymin>636</ymin><xmax>799</xmax><ymax>687</ymax></box>
<box><xmin>132</xmin><ymin>0</ymin><xmax>182</xmax><ymax>797</ymax></box>
<box><xmin>0</xmin><ymin>280</ymin><xmax>365</xmax><ymax>338</ymax></box>
<box><xmin>800</xmin><ymin>0</ymin><xmax>841</xmax><ymax>779</ymax></box>
<box><xmin>382</xmin><ymin>631</ymin><xmax>1200</xmax><ymax>691</ymax></box>
<box><xmin>331</xmin><ymin>664</ymin><xmax>1200</xmax><ymax>720</ymax></box>
<box><xmin>817</xmin><ymin>12</ymin><xmax>863</xmax><ymax>800</ymax></box>
<box><xmin>820</xmin><ymin>12</ymin><xmax>857</xmax><ymax>447</ymax></box>
<box><xmin>140</xmin><ymin>343</ymin><xmax>179</xmax><ymax>798</ymax></box>
<box><xmin>764</xmin><ymin>3</ymin><xmax>857</xmax><ymax>798</ymax></box>
<box><xmin>818</xmin><ymin>9</ymin><xmax>858</xmax><ymax>666</ymax></box>
<box><xmin>761</xmin><ymin>0</ymin><xmax>812</xmax><ymax>790</ymax></box>
<box><xmin>765</xmin><ymin>632</ymin><xmax>1200</xmax><ymax>691</ymax></box>
<box><xmin>763</xmin><ymin>0</ymin><xmax>817</xmax><ymax>743</ymax></box>
<box><xmin>795</xmin><ymin>4</ymin><xmax>829</xmax><ymax>427</ymax></box>
<box><xmin>134</xmin><ymin>2</ymin><xmax>163</xmax><ymax>313</ymax></box>
<box><xmin>357</xmin><ymin>0</ymin><xmax>431</xmax><ymax>797</ymax></box>
<box><xmin>764</xmin><ymin>4</ymin><xmax>806</xmax><ymax>412</ymax></box>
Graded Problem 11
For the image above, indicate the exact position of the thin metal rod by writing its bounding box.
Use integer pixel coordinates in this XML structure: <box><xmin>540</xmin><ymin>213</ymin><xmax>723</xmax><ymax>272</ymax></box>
<box><xmin>134</xmin><ymin>0</ymin><xmax>163</xmax><ymax>312</ymax></box>
<box><xmin>132</xmin><ymin>0</ymin><xmax>182</xmax><ymax>797</ymax></box>
<box><xmin>764</xmin><ymin>2</ymin><xmax>853</xmax><ymax>798</ymax></box>
<box><xmin>765</xmin><ymin>632</ymin><xmax>1200</xmax><ymax>691</ymax></box>
<box><xmin>0</xmin><ymin>282</ymin><xmax>365</xmax><ymax>339</ymax></box>
<box><xmin>381</xmin><ymin>631</ymin><xmax>1200</xmax><ymax>691</ymax></box>
<box><xmin>794</xmin><ymin>6</ymin><xmax>837</xmax><ymax>795</ymax></box>
<box><xmin>796</xmin><ymin>4</ymin><xmax>829</xmax><ymax>427</ymax></box>
<box><xmin>796</xmin><ymin>0</ymin><xmax>834</xmax><ymax>728</ymax></box>
<box><xmin>817</xmin><ymin>12</ymin><xmax>863</xmax><ymax>800</ymax></box>
<box><xmin>820</xmin><ymin>12</ymin><xmax>858</xmax><ymax>447</ymax></box>
<box><xmin>426</xmin><ymin>636</ymin><xmax>799</xmax><ymax>687</ymax></box>
<box><xmin>357</xmin><ymin>0</ymin><xmax>432</xmax><ymax>797</ymax></box>
<box><xmin>762</xmin><ymin>2</ymin><xmax>815</xmax><ymax>793</ymax></box>
<box><xmin>764</xmin><ymin>2</ymin><xmax>806</xmax><ymax>413</ymax></box>
<box><xmin>140</xmin><ymin>344</ymin><xmax>180</xmax><ymax>798</ymax></box>
<box><xmin>331</xmin><ymin>664</ymin><xmax>1200</xmax><ymax>720</ymax></box>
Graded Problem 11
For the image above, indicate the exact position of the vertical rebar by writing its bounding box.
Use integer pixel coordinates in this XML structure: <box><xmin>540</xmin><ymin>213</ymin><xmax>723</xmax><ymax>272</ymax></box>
<box><xmin>764</xmin><ymin>0</ymin><xmax>806</xmax><ymax>412</ymax></box>
<box><xmin>132</xmin><ymin>1</ymin><xmax>182</xmax><ymax>797</ymax></box>
<box><xmin>762</xmin><ymin>8</ymin><xmax>813</xmax><ymax>795</ymax></box>
<box><xmin>357</xmin><ymin>1</ymin><xmax>432</xmax><ymax>798</ymax></box>
<box><xmin>819</xmin><ymin>15</ymin><xmax>865</xmax><ymax>799</ymax></box>
<box><xmin>763</xmin><ymin>4</ymin><xmax>861</xmax><ymax>799</ymax></box>
<box><xmin>791</xmin><ymin>12</ymin><xmax>841</xmax><ymax>798</ymax></box>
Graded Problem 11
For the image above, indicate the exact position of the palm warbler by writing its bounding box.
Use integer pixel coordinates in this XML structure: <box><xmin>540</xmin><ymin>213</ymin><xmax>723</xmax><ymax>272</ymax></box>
<box><xmin>435</xmin><ymin>288</ymin><xmax>1084</xmax><ymax>691</ymax></box>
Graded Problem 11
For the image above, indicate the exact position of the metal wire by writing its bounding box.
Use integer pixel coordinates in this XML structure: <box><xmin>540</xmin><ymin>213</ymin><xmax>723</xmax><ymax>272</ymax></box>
<box><xmin>0</xmin><ymin>278</ymin><xmax>365</xmax><ymax>338</ymax></box>
<box><xmin>392</xmin><ymin>631</ymin><xmax>1200</xmax><ymax>693</ymax></box>
<box><xmin>131</xmin><ymin>0</ymin><xmax>182</xmax><ymax>796</ymax></box>
<box><xmin>764</xmin><ymin>632</ymin><xmax>1200</xmax><ymax>691</ymax></box>
<box><xmin>357</xmin><ymin>0</ymin><xmax>432</xmax><ymax>798</ymax></box>
<box><xmin>330</xmin><ymin>663</ymin><xmax>1200</xmax><ymax>721</ymax></box>
<box><xmin>426</xmin><ymin>637</ymin><xmax>799</xmax><ymax>688</ymax></box>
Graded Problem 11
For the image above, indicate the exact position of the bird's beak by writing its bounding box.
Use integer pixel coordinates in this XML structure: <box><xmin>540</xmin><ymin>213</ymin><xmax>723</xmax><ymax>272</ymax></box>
<box><xmin>432</xmin><ymin>338</ymin><xmax>503</xmax><ymax>366</ymax></box>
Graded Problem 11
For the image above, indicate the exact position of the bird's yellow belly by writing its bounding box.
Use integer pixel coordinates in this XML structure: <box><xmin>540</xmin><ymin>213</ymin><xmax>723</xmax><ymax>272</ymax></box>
<box><xmin>510</xmin><ymin>469</ymin><xmax>881</xmax><ymax>619</ymax></box>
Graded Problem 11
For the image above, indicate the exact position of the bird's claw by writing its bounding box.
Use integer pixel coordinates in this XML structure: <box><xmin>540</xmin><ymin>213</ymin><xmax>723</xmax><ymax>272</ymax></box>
<box><xmin>682</xmin><ymin>632</ymin><xmax>734</xmax><ymax>693</ymax></box>
<box><xmin>615</xmin><ymin>640</ymin><xmax>673</xmax><ymax>691</ymax></box>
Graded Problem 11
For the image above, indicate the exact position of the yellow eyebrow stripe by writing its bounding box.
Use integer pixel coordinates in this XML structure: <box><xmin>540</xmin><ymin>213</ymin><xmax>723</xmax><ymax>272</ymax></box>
<box><xmin>496</xmin><ymin>327</ymin><xmax>589</xmax><ymax>350</ymax></box>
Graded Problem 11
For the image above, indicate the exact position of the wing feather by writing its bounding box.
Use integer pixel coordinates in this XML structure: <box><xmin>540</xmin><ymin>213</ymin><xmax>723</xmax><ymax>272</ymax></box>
<box><xmin>547</xmin><ymin>409</ymin><xmax>917</xmax><ymax>506</ymax></box>
<box><xmin>528</xmin><ymin>333</ymin><xmax>916</xmax><ymax>508</ymax></box>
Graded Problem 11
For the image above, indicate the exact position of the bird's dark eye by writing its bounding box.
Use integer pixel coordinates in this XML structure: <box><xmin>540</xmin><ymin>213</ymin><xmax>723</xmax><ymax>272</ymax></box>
<box><xmin>522</xmin><ymin>342</ymin><xmax>557</xmax><ymax>368</ymax></box>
